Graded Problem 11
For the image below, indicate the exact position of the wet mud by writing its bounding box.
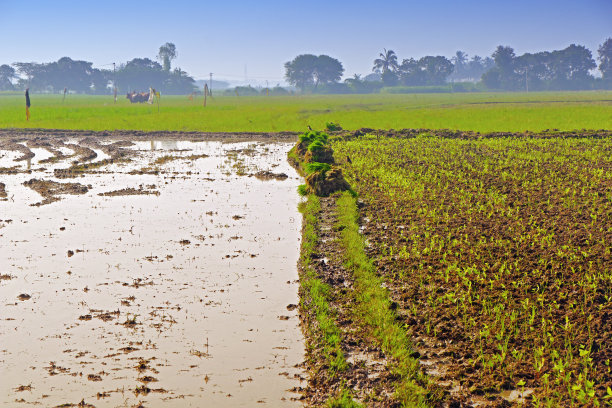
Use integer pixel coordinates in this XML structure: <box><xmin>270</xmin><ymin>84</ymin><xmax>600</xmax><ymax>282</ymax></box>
<box><xmin>0</xmin><ymin>132</ymin><xmax>304</xmax><ymax>407</ymax></box>
<box><xmin>299</xmin><ymin>196</ymin><xmax>400</xmax><ymax>406</ymax></box>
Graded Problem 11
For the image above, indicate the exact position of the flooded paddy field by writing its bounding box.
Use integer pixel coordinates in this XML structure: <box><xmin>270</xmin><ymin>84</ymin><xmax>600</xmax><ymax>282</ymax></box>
<box><xmin>0</xmin><ymin>132</ymin><xmax>304</xmax><ymax>407</ymax></box>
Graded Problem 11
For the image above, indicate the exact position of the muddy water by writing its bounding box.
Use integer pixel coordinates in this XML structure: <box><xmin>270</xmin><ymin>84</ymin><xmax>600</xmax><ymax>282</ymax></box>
<box><xmin>0</xmin><ymin>140</ymin><xmax>304</xmax><ymax>407</ymax></box>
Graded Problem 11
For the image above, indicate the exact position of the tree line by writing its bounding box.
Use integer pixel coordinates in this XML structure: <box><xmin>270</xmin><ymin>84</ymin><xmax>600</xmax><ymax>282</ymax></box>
<box><xmin>285</xmin><ymin>38</ymin><xmax>612</xmax><ymax>93</ymax></box>
<box><xmin>0</xmin><ymin>43</ymin><xmax>196</xmax><ymax>95</ymax></box>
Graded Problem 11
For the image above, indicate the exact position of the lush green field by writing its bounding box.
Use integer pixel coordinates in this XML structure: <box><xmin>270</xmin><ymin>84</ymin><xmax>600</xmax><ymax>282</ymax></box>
<box><xmin>0</xmin><ymin>91</ymin><xmax>610</xmax><ymax>132</ymax></box>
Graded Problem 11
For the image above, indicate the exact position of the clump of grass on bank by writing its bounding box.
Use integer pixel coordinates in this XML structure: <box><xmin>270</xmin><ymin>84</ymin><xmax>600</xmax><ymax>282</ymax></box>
<box><xmin>290</xmin><ymin>130</ymin><xmax>351</xmax><ymax>197</ymax></box>
<box><xmin>335</xmin><ymin>191</ymin><xmax>438</xmax><ymax>407</ymax></box>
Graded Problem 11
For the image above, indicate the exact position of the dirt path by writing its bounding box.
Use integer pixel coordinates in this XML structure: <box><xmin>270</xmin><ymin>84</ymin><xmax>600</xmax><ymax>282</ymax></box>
<box><xmin>299</xmin><ymin>196</ymin><xmax>400</xmax><ymax>406</ymax></box>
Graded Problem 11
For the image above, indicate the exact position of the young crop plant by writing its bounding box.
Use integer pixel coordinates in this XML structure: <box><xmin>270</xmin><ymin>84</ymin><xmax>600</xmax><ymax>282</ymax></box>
<box><xmin>330</xmin><ymin>132</ymin><xmax>612</xmax><ymax>406</ymax></box>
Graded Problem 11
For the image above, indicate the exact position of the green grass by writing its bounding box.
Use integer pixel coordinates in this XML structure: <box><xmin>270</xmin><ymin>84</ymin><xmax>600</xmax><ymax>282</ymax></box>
<box><xmin>0</xmin><ymin>91</ymin><xmax>610</xmax><ymax>132</ymax></box>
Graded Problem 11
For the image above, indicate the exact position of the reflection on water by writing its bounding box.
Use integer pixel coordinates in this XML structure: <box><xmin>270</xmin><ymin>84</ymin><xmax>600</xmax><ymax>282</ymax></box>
<box><xmin>150</xmin><ymin>140</ymin><xmax>179</xmax><ymax>151</ymax></box>
<box><xmin>0</xmin><ymin>140</ymin><xmax>304</xmax><ymax>407</ymax></box>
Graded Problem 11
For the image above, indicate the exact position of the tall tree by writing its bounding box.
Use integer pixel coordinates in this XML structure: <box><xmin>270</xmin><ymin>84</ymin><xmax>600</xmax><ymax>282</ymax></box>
<box><xmin>284</xmin><ymin>54</ymin><xmax>344</xmax><ymax>91</ymax></box>
<box><xmin>488</xmin><ymin>46</ymin><xmax>519</xmax><ymax>89</ymax></box>
<box><xmin>450</xmin><ymin>51</ymin><xmax>468</xmax><ymax>80</ymax></box>
<box><xmin>314</xmin><ymin>55</ymin><xmax>344</xmax><ymax>86</ymax></box>
<box><xmin>419</xmin><ymin>56</ymin><xmax>454</xmax><ymax>85</ymax></box>
<box><xmin>373</xmin><ymin>48</ymin><xmax>399</xmax><ymax>74</ymax></box>
<box><xmin>285</xmin><ymin>54</ymin><xmax>319</xmax><ymax>90</ymax></box>
<box><xmin>597</xmin><ymin>38</ymin><xmax>612</xmax><ymax>80</ymax></box>
<box><xmin>0</xmin><ymin>64</ymin><xmax>16</xmax><ymax>90</ymax></box>
<box><xmin>550</xmin><ymin>44</ymin><xmax>595</xmax><ymax>83</ymax></box>
<box><xmin>158</xmin><ymin>42</ymin><xmax>177</xmax><ymax>72</ymax></box>
<box><xmin>399</xmin><ymin>56</ymin><xmax>454</xmax><ymax>86</ymax></box>
<box><xmin>492</xmin><ymin>45</ymin><xmax>516</xmax><ymax>75</ymax></box>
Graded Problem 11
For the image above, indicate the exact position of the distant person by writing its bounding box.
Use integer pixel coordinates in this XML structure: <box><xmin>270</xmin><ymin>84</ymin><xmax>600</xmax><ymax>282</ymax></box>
<box><xmin>25</xmin><ymin>88</ymin><xmax>31</xmax><ymax>121</ymax></box>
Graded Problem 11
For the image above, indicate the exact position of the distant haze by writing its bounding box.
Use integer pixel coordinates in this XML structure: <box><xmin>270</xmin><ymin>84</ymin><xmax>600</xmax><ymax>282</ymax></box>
<box><xmin>1</xmin><ymin>0</ymin><xmax>610</xmax><ymax>83</ymax></box>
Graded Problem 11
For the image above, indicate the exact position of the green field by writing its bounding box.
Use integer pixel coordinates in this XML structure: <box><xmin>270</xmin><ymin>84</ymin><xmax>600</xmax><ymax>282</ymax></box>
<box><xmin>0</xmin><ymin>91</ymin><xmax>610</xmax><ymax>132</ymax></box>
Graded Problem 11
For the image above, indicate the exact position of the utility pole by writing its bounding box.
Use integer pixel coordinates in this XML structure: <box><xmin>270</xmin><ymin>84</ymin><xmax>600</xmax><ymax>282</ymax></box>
<box><xmin>525</xmin><ymin>67</ymin><xmax>529</xmax><ymax>93</ymax></box>
<box><xmin>113</xmin><ymin>62</ymin><xmax>117</xmax><ymax>103</ymax></box>
<box><xmin>209</xmin><ymin>73</ymin><xmax>213</xmax><ymax>96</ymax></box>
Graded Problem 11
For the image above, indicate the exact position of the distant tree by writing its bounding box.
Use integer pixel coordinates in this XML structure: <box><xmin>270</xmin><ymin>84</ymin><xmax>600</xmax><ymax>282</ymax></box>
<box><xmin>314</xmin><ymin>55</ymin><xmax>344</xmax><ymax>86</ymax></box>
<box><xmin>492</xmin><ymin>46</ymin><xmax>516</xmax><ymax>75</ymax></box>
<box><xmin>117</xmin><ymin>58</ymin><xmax>165</xmax><ymax>92</ymax></box>
<box><xmin>490</xmin><ymin>46</ymin><xmax>518</xmax><ymax>89</ymax></box>
<box><xmin>12</xmin><ymin>58</ymin><xmax>109</xmax><ymax>94</ymax></box>
<box><xmin>54</xmin><ymin>57</ymin><xmax>97</xmax><ymax>93</ymax></box>
<box><xmin>551</xmin><ymin>44</ymin><xmax>595</xmax><ymax>82</ymax></box>
<box><xmin>381</xmin><ymin>70</ymin><xmax>399</xmax><ymax>86</ymax></box>
<box><xmin>363</xmin><ymin>72</ymin><xmax>381</xmax><ymax>82</ymax></box>
<box><xmin>514</xmin><ymin>52</ymin><xmax>550</xmax><ymax>91</ymax></box>
<box><xmin>115</xmin><ymin>57</ymin><xmax>195</xmax><ymax>94</ymax></box>
<box><xmin>398</xmin><ymin>58</ymin><xmax>420</xmax><ymax>85</ymax></box>
<box><xmin>419</xmin><ymin>56</ymin><xmax>454</xmax><ymax>85</ymax></box>
<box><xmin>398</xmin><ymin>56</ymin><xmax>453</xmax><ymax>86</ymax></box>
<box><xmin>453</xmin><ymin>50</ymin><xmax>468</xmax><ymax>66</ymax></box>
<box><xmin>284</xmin><ymin>54</ymin><xmax>344</xmax><ymax>91</ymax></box>
<box><xmin>125</xmin><ymin>58</ymin><xmax>163</xmax><ymax>71</ymax></box>
<box><xmin>450</xmin><ymin>51</ymin><xmax>468</xmax><ymax>81</ymax></box>
<box><xmin>285</xmin><ymin>54</ymin><xmax>318</xmax><ymax>90</ymax></box>
<box><xmin>164</xmin><ymin>67</ymin><xmax>197</xmax><ymax>94</ymax></box>
<box><xmin>158</xmin><ymin>42</ymin><xmax>177</xmax><ymax>72</ymax></box>
<box><xmin>344</xmin><ymin>74</ymin><xmax>362</xmax><ymax>90</ymax></box>
<box><xmin>13</xmin><ymin>62</ymin><xmax>42</xmax><ymax>88</ymax></box>
<box><xmin>598</xmin><ymin>38</ymin><xmax>612</xmax><ymax>80</ymax></box>
<box><xmin>481</xmin><ymin>69</ymin><xmax>502</xmax><ymax>89</ymax></box>
<box><xmin>482</xmin><ymin>44</ymin><xmax>595</xmax><ymax>91</ymax></box>
<box><xmin>373</xmin><ymin>49</ymin><xmax>399</xmax><ymax>74</ymax></box>
<box><xmin>0</xmin><ymin>64</ymin><xmax>16</xmax><ymax>90</ymax></box>
<box><xmin>465</xmin><ymin>55</ymin><xmax>491</xmax><ymax>81</ymax></box>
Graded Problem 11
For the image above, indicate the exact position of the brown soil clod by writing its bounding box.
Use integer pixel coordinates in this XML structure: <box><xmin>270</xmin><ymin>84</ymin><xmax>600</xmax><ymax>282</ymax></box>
<box><xmin>23</xmin><ymin>178</ymin><xmax>88</xmax><ymax>206</ymax></box>
<box><xmin>253</xmin><ymin>170</ymin><xmax>289</xmax><ymax>181</ymax></box>
<box><xmin>304</xmin><ymin>146</ymin><xmax>334</xmax><ymax>164</ymax></box>
<box><xmin>304</xmin><ymin>168</ymin><xmax>351</xmax><ymax>196</ymax></box>
<box><xmin>0</xmin><ymin>139</ymin><xmax>34</xmax><ymax>162</ymax></box>
<box><xmin>98</xmin><ymin>186</ymin><xmax>159</xmax><ymax>197</ymax></box>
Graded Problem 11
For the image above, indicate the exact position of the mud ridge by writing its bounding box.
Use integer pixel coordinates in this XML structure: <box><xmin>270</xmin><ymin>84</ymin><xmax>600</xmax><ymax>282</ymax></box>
<box><xmin>23</xmin><ymin>178</ymin><xmax>89</xmax><ymax>206</ymax></box>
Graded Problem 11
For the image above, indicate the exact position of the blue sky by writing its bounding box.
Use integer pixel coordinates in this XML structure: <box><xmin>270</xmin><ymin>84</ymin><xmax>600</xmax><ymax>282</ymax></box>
<box><xmin>1</xmin><ymin>0</ymin><xmax>610</xmax><ymax>84</ymax></box>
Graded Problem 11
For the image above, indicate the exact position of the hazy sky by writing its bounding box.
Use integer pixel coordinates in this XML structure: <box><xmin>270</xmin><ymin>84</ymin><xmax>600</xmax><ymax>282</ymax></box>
<box><xmin>1</xmin><ymin>0</ymin><xmax>610</xmax><ymax>84</ymax></box>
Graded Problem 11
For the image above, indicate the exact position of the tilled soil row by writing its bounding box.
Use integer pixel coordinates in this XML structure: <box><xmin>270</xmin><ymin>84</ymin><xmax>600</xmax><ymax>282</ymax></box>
<box><xmin>299</xmin><ymin>196</ymin><xmax>398</xmax><ymax>407</ymax></box>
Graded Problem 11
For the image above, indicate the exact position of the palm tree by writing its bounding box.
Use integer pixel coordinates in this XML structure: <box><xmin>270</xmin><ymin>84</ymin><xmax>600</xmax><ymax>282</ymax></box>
<box><xmin>373</xmin><ymin>49</ymin><xmax>399</xmax><ymax>73</ymax></box>
<box><xmin>452</xmin><ymin>51</ymin><xmax>468</xmax><ymax>67</ymax></box>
